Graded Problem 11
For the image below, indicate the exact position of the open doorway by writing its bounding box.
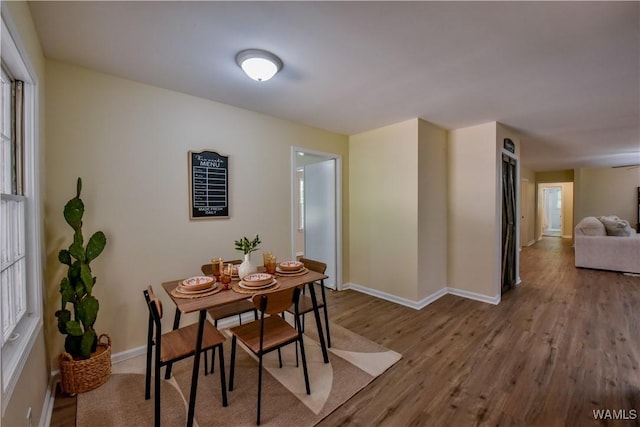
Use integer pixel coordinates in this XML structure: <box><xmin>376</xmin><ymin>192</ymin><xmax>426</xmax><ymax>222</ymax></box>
<box><xmin>291</xmin><ymin>147</ymin><xmax>342</xmax><ymax>290</ymax></box>
<box><xmin>537</xmin><ymin>182</ymin><xmax>574</xmax><ymax>240</ymax></box>
<box><xmin>542</xmin><ymin>186</ymin><xmax>562</xmax><ymax>237</ymax></box>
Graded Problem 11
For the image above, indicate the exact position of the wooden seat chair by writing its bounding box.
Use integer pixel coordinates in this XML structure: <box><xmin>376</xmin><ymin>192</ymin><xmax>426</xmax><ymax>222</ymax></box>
<box><xmin>143</xmin><ymin>286</ymin><xmax>227</xmax><ymax>427</ymax></box>
<box><xmin>201</xmin><ymin>259</ymin><xmax>258</xmax><ymax>374</ymax></box>
<box><xmin>228</xmin><ymin>286</ymin><xmax>310</xmax><ymax>425</ymax></box>
<box><xmin>285</xmin><ymin>257</ymin><xmax>331</xmax><ymax>348</ymax></box>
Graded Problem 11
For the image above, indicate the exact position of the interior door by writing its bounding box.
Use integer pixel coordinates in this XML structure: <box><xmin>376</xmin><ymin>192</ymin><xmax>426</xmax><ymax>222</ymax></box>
<box><xmin>304</xmin><ymin>159</ymin><xmax>336</xmax><ymax>288</ymax></box>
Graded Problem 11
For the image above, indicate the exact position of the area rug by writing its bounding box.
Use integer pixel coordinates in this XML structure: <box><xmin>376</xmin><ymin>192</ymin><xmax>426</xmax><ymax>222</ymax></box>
<box><xmin>76</xmin><ymin>322</ymin><xmax>401</xmax><ymax>427</ymax></box>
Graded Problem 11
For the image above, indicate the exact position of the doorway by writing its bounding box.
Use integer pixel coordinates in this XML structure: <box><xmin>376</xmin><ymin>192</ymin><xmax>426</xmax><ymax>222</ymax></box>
<box><xmin>536</xmin><ymin>182</ymin><xmax>574</xmax><ymax>240</ymax></box>
<box><xmin>291</xmin><ymin>147</ymin><xmax>342</xmax><ymax>290</ymax></box>
<box><xmin>542</xmin><ymin>186</ymin><xmax>562</xmax><ymax>237</ymax></box>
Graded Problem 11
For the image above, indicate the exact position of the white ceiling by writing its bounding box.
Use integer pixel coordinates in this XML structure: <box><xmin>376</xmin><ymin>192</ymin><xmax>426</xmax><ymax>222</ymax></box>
<box><xmin>28</xmin><ymin>1</ymin><xmax>640</xmax><ymax>171</ymax></box>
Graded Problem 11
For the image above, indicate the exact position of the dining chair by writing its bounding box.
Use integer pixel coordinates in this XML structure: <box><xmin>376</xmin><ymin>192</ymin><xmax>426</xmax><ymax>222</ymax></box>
<box><xmin>228</xmin><ymin>286</ymin><xmax>310</xmax><ymax>425</ymax></box>
<box><xmin>201</xmin><ymin>259</ymin><xmax>258</xmax><ymax>374</ymax></box>
<box><xmin>285</xmin><ymin>257</ymin><xmax>331</xmax><ymax>349</ymax></box>
<box><xmin>143</xmin><ymin>286</ymin><xmax>228</xmax><ymax>427</ymax></box>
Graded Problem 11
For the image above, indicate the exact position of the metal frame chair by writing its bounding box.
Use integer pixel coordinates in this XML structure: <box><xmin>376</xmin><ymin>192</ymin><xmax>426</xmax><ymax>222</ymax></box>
<box><xmin>228</xmin><ymin>286</ymin><xmax>310</xmax><ymax>425</ymax></box>
<box><xmin>143</xmin><ymin>286</ymin><xmax>227</xmax><ymax>427</ymax></box>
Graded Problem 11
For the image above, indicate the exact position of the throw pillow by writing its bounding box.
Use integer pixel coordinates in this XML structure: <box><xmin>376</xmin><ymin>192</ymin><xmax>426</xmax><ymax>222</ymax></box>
<box><xmin>598</xmin><ymin>215</ymin><xmax>634</xmax><ymax>236</ymax></box>
<box><xmin>575</xmin><ymin>217</ymin><xmax>606</xmax><ymax>236</ymax></box>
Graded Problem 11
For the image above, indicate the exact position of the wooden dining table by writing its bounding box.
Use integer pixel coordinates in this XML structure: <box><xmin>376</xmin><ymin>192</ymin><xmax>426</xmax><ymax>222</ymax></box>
<box><xmin>161</xmin><ymin>268</ymin><xmax>329</xmax><ymax>427</ymax></box>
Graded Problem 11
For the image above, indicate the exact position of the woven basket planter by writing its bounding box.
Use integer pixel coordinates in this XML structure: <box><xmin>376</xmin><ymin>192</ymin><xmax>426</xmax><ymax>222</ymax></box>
<box><xmin>59</xmin><ymin>334</ymin><xmax>111</xmax><ymax>395</ymax></box>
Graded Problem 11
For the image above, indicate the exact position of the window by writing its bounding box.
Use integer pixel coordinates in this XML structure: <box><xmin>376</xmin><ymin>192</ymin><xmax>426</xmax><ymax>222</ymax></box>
<box><xmin>1</xmin><ymin>15</ymin><xmax>43</xmax><ymax>414</ymax></box>
<box><xmin>1</xmin><ymin>67</ymin><xmax>27</xmax><ymax>345</ymax></box>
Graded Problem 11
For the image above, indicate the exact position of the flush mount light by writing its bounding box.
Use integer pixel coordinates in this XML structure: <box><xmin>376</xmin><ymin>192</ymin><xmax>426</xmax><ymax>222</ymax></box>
<box><xmin>235</xmin><ymin>49</ymin><xmax>283</xmax><ymax>82</ymax></box>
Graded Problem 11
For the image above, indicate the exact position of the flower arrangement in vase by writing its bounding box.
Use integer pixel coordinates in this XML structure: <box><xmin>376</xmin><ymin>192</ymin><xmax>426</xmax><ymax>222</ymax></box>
<box><xmin>234</xmin><ymin>234</ymin><xmax>261</xmax><ymax>279</ymax></box>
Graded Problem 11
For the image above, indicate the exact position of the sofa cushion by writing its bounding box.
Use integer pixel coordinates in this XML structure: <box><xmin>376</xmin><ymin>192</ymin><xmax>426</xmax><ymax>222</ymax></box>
<box><xmin>575</xmin><ymin>216</ymin><xmax>606</xmax><ymax>236</ymax></box>
<box><xmin>598</xmin><ymin>215</ymin><xmax>634</xmax><ymax>236</ymax></box>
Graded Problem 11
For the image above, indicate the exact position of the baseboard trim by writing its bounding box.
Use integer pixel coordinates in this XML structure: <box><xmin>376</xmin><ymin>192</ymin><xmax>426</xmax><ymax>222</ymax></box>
<box><xmin>345</xmin><ymin>283</ymin><xmax>448</xmax><ymax>310</ymax></box>
<box><xmin>346</xmin><ymin>283</ymin><xmax>500</xmax><ymax>308</ymax></box>
<box><xmin>40</xmin><ymin>376</ymin><xmax>55</xmax><ymax>427</ymax></box>
<box><xmin>447</xmin><ymin>287</ymin><xmax>501</xmax><ymax>305</ymax></box>
<box><xmin>526</xmin><ymin>239</ymin><xmax>536</xmax><ymax>247</ymax></box>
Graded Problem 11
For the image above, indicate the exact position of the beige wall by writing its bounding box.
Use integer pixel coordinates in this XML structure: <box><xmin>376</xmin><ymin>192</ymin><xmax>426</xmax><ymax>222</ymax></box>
<box><xmin>520</xmin><ymin>166</ymin><xmax>536</xmax><ymax>246</ymax></box>
<box><xmin>1</xmin><ymin>2</ymin><xmax>49</xmax><ymax>426</ymax></box>
<box><xmin>537</xmin><ymin>169</ymin><xmax>574</xmax><ymax>183</ymax></box>
<box><xmin>44</xmin><ymin>60</ymin><xmax>348</xmax><ymax>368</ymax></box>
<box><xmin>575</xmin><ymin>167</ymin><xmax>640</xmax><ymax>230</ymax></box>
<box><xmin>448</xmin><ymin>122</ymin><xmax>500</xmax><ymax>298</ymax></box>
<box><xmin>417</xmin><ymin>119</ymin><xmax>448</xmax><ymax>299</ymax></box>
<box><xmin>349</xmin><ymin>119</ymin><xmax>419</xmax><ymax>300</ymax></box>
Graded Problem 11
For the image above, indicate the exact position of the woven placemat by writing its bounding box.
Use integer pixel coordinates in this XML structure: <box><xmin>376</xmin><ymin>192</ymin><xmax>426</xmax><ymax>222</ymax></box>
<box><xmin>275</xmin><ymin>267</ymin><xmax>309</xmax><ymax>277</ymax></box>
<box><xmin>170</xmin><ymin>285</ymin><xmax>222</xmax><ymax>299</ymax></box>
<box><xmin>231</xmin><ymin>281</ymin><xmax>281</xmax><ymax>295</ymax></box>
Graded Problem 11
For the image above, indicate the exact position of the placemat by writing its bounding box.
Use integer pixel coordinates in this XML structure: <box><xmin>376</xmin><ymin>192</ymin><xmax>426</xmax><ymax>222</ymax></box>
<box><xmin>170</xmin><ymin>285</ymin><xmax>222</xmax><ymax>299</ymax></box>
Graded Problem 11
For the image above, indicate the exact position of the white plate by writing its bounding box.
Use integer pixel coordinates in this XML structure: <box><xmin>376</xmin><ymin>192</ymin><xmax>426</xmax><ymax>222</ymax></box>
<box><xmin>243</xmin><ymin>273</ymin><xmax>272</xmax><ymax>282</ymax></box>
<box><xmin>182</xmin><ymin>276</ymin><xmax>214</xmax><ymax>288</ymax></box>
<box><xmin>238</xmin><ymin>279</ymin><xmax>277</xmax><ymax>290</ymax></box>
<box><xmin>176</xmin><ymin>283</ymin><xmax>217</xmax><ymax>294</ymax></box>
<box><xmin>275</xmin><ymin>266</ymin><xmax>306</xmax><ymax>274</ymax></box>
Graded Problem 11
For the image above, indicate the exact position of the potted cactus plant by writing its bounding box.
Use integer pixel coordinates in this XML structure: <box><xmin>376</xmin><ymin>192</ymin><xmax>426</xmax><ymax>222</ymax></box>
<box><xmin>55</xmin><ymin>177</ymin><xmax>110</xmax><ymax>394</ymax></box>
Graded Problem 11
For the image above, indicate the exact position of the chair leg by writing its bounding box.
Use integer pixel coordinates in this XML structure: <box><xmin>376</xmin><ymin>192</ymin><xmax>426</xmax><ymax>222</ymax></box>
<box><xmin>218</xmin><ymin>344</ymin><xmax>228</xmax><ymax>407</ymax></box>
<box><xmin>204</xmin><ymin>350</ymin><xmax>209</xmax><ymax>376</ymax></box>
<box><xmin>277</xmin><ymin>348</ymin><xmax>282</xmax><ymax>368</ymax></box>
<box><xmin>145</xmin><ymin>332</ymin><xmax>153</xmax><ymax>399</ymax></box>
<box><xmin>320</xmin><ymin>284</ymin><xmax>331</xmax><ymax>348</ymax></box>
<box><xmin>229</xmin><ymin>335</ymin><xmax>237</xmax><ymax>391</ymax></box>
<box><xmin>154</xmin><ymin>356</ymin><xmax>162</xmax><ymax>427</ymax></box>
<box><xmin>298</xmin><ymin>336</ymin><xmax>311</xmax><ymax>395</ymax></box>
<box><xmin>257</xmin><ymin>353</ymin><xmax>263</xmax><ymax>425</ymax></box>
<box><xmin>253</xmin><ymin>309</ymin><xmax>258</xmax><ymax>321</ymax></box>
<box><xmin>210</xmin><ymin>319</ymin><xmax>218</xmax><ymax>374</ymax></box>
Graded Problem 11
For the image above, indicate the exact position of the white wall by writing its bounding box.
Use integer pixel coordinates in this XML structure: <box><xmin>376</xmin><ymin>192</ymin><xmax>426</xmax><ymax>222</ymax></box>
<box><xmin>44</xmin><ymin>60</ymin><xmax>348</xmax><ymax>368</ymax></box>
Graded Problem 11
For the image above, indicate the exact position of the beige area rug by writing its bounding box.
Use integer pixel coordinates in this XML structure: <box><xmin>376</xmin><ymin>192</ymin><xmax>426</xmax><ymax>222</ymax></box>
<box><xmin>76</xmin><ymin>322</ymin><xmax>401</xmax><ymax>426</ymax></box>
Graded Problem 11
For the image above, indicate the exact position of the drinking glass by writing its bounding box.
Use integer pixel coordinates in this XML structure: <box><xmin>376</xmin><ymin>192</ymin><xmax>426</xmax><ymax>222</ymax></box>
<box><xmin>211</xmin><ymin>258</ymin><xmax>223</xmax><ymax>282</ymax></box>
<box><xmin>220</xmin><ymin>263</ymin><xmax>232</xmax><ymax>290</ymax></box>
<box><xmin>264</xmin><ymin>254</ymin><xmax>277</xmax><ymax>274</ymax></box>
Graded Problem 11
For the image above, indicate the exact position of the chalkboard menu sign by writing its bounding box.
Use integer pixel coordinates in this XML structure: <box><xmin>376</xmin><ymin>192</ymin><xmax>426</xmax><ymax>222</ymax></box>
<box><xmin>188</xmin><ymin>150</ymin><xmax>229</xmax><ymax>219</ymax></box>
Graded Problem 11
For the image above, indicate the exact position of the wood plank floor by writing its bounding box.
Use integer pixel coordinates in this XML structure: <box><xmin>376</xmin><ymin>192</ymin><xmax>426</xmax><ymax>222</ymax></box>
<box><xmin>51</xmin><ymin>237</ymin><xmax>640</xmax><ymax>426</ymax></box>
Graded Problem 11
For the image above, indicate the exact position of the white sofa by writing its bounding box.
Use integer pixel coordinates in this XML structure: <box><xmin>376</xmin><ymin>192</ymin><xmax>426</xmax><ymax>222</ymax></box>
<box><xmin>574</xmin><ymin>216</ymin><xmax>640</xmax><ymax>274</ymax></box>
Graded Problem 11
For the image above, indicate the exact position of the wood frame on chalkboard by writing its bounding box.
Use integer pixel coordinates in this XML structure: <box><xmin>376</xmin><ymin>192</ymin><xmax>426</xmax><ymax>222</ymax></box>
<box><xmin>188</xmin><ymin>150</ymin><xmax>230</xmax><ymax>220</ymax></box>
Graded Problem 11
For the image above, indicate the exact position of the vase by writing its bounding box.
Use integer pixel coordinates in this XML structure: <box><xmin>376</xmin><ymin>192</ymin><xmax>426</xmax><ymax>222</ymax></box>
<box><xmin>238</xmin><ymin>253</ymin><xmax>256</xmax><ymax>279</ymax></box>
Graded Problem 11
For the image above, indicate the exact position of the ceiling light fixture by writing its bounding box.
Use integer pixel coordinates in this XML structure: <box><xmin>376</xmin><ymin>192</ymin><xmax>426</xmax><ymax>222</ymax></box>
<box><xmin>236</xmin><ymin>49</ymin><xmax>282</xmax><ymax>82</ymax></box>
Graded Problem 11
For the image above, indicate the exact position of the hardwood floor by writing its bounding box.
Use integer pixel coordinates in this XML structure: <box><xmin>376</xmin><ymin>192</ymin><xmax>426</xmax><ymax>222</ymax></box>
<box><xmin>320</xmin><ymin>237</ymin><xmax>640</xmax><ymax>427</ymax></box>
<box><xmin>51</xmin><ymin>237</ymin><xmax>640</xmax><ymax>426</ymax></box>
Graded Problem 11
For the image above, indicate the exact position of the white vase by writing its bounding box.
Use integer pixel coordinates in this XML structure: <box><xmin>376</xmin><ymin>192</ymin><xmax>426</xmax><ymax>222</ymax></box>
<box><xmin>238</xmin><ymin>253</ymin><xmax>256</xmax><ymax>279</ymax></box>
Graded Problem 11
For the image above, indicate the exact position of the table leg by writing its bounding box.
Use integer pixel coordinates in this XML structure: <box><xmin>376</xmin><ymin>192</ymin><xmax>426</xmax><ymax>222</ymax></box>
<box><xmin>164</xmin><ymin>309</ymin><xmax>182</xmax><ymax>379</ymax></box>
<box><xmin>186</xmin><ymin>310</ymin><xmax>206</xmax><ymax>427</ymax></box>
<box><xmin>307</xmin><ymin>283</ymin><xmax>329</xmax><ymax>363</ymax></box>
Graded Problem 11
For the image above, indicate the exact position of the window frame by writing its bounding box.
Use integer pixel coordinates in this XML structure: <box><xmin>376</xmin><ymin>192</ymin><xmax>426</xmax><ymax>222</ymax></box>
<box><xmin>1</xmin><ymin>13</ymin><xmax>43</xmax><ymax>415</ymax></box>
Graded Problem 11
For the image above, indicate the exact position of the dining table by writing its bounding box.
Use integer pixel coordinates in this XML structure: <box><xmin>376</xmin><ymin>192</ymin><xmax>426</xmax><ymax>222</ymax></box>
<box><xmin>161</xmin><ymin>267</ymin><xmax>330</xmax><ymax>427</ymax></box>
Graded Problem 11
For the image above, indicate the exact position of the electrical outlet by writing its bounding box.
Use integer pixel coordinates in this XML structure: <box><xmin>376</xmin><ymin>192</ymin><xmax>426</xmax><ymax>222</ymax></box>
<box><xmin>26</xmin><ymin>407</ymin><xmax>32</xmax><ymax>427</ymax></box>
